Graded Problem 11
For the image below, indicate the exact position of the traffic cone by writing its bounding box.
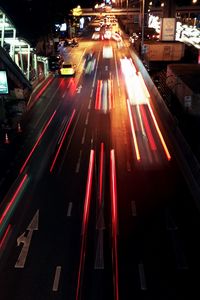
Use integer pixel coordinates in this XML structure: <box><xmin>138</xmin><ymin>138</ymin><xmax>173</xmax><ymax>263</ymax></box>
<box><xmin>17</xmin><ymin>122</ymin><xmax>22</xmax><ymax>133</ymax></box>
<box><xmin>4</xmin><ymin>132</ymin><xmax>10</xmax><ymax>144</ymax></box>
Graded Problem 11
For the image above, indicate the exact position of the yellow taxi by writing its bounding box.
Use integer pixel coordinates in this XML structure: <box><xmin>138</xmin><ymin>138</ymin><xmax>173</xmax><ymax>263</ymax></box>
<box><xmin>59</xmin><ymin>62</ymin><xmax>76</xmax><ymax>76</ymax></box>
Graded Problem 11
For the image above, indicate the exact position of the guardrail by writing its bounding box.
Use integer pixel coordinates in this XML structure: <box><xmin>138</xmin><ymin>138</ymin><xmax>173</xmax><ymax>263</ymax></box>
<box><xmin>129</xmin><ymin>47</ymin><xmax>200</xmax><ymax>211</ymax></box>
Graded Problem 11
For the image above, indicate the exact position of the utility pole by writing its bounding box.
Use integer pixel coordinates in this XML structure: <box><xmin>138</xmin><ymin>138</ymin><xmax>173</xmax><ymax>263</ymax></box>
<box><xmin>141</xmin><ymin>0</ymin><xmax>145</xmax><ymax>56</ymax></box>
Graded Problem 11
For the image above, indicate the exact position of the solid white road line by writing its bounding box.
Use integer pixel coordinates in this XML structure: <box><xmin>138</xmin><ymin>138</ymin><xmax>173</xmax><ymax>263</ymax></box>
<box><xmin>52</xmin><ymin>266</ymin><xmax>61</xmax><ymax>291</ymax></box>
<box><xmin>81</xmin><ymin>128</ymin><xmax>87</xmax><ymax>144</ymax></box>
<box><xmin>67</xmin><ymin>202</ymin><xmax>73</xmax><ymax>217</ymax></box>
<box><xmin>90</xmin><ymin>88</ymin><xmax>94</xmax><ymax>98</ymax></box>
<box><xmin>85</xmin><ymin>111</ymin><xmax>90</xmax><ymax>125</ymax></box>
<box><xmin>76</xmin><ymin>150</ymin><xmax>82</xmax><ymax>173</ymax></box>
<box><xmin>138</xmin><ymin>263</ymin><xmax>147</xmax><ymax>290</ymax></box>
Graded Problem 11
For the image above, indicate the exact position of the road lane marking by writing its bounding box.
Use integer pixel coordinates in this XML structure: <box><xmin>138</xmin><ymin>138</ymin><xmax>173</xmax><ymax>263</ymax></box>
<box><xmin>76</xmin><ymin>150</ymin><xmax>82</xmax><ymax>173</ymax></box>
<box><xmin>85</xmin><ymin>111</ymin><xmax>90</xmax><ymax>125</ymax></box>
<box><xmin>15</xmin><ymin>210</ymin><xmax>39</xmax><ymax>268</ymax></box>
<box><xmin>62</xmin><ymin>91</ymin><xmax>67</xmax><ymax>98</ymax></box>
<box><xmin>90</xmin><ymin>88</ymin><xmax>94</xmax><ymax>98</ymax></box>
<box><xmin>88</xmin><ymin>98</ymin><xmax>92</xmax><ymax>109</ymax></box>
<box><xmin>52</xmin><ymin>266</ymin><xmax>61</xmax><ymax>291</ymax></box>
<box><xmin>67</xmin><ymin>202</ymin><xmax>73</xmax><ymax>217</ymax></box>
<box><xmin>138</xmin><ymin>263</ymin><xmax>147</xmax><ymax>290</ymax></box>
<box><xmin>81</xmin><ymin>128</ymin><xmax>87</xmax><ymax>144</ymax></box>
<box><xmin>131</xmin><ymin>201</ymin><xmax>137</xmax><ymax>216</ymax></box>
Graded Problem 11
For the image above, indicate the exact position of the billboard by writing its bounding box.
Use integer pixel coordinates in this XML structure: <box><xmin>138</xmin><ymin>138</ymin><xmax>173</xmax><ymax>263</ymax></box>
<box><xmin>0</xmin><ymin>70</ymin><xmax>9</xmax><ymax>95</ymax></box>
<box><xmin>160</xmin><ymin>18</ymin><xmax>176</xmax><ymax>41</ymax></box>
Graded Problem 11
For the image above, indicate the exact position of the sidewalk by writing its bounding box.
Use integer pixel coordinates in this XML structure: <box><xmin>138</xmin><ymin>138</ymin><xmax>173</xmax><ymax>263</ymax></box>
<box><xmin>0</xmin><ymin>73</ymin><xmax>54</xmax><ymax>148</ymax></box>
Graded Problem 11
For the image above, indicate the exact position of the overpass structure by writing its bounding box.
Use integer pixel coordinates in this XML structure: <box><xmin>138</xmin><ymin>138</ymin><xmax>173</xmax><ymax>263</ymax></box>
<box><xmin>79</xmin><ymin>6</ymin><xmax>200</xmax><ymax>17</ymax></box>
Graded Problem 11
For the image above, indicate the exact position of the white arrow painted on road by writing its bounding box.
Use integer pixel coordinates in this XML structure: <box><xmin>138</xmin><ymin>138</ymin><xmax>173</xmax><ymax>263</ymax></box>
<box><xmin>76</xmin><ymin>85</ymin><xmax>82</xmax><ymax>94</ymax></box>
<box><xmin>15</xmin><ymin>210</ymin><xmax>39</xmax><ymax>268</ymax></box>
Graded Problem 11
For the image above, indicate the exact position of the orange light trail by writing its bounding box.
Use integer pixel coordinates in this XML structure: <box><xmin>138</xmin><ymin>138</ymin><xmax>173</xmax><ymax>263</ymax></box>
<box><xmin>20</xmin><ymin>110</ymin><xmax>57</xmax><ymax>174</ymax></box>
<box><xmin>50</xmin><ymin>109</ymin><xmax>76</xmax><ymax>173</ymax></box>
<box><xmin>127</xmin><ymin>99</ymin><xmax>141</xmax><ymax>161</ymax></box>
<box><xmin>110</xmin><ymin>149</ymin><xmax>119</xmax><ymax>300</ymax></box>
<box><xmin>147</xmin><ymin>103</ymin><xmax>171</xmax><ymax>160</ymax></box>
<box><xmin>76</xmin><ymin>149</ymin><xmax>95</xmax><ymax>300</ymax></box>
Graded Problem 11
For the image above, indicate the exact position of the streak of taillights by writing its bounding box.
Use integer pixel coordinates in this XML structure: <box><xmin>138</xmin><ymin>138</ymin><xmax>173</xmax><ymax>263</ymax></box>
<box><xmin>34</xmin><ymin>77</ymin><xmax>53</xmax><ymax>102</ymax></box>
<box><xmin>108</xmin><ymin>79</ymin><xmax>112</xmax><ymax>111</ymax></box>
<box><xmin>0</xmin><ymin>224</ymin><xmax>11</xmax><ymax>249</ymax></box>
<box><xmin>102</xmin><ymin>81</ymin><xmax>108</xmax><ymax>112</ymax></box>
<box><xmin>140</xmin><ymin>105</ymin><xmax>157</xmax><ymax>151</ymax></box>
<box><xmin>136</xmin><ymin>104</ymin><xmax>145</xmax><ymax>136</ymax></box>
<box><xmin>110</xmin><ymin>149</ymin><xmax>119</xmax><ymax>300</ymax></box>
<box><xmin>69</xmin><ymin>78</ymin><xmax>77</xmax><ymax>96</ymax></box>
<box><xmin>147</xmin><ymin>103</ymin><xmax>171</xmax><ymax>160</ymax></box>
<box><xmin>50</xmin><ymin>109</ymin><xmax>76</xmax><ymax>173</ymax></box>
<box><xmin>108</xmin><ymin>79</ymin><xmax>114</xmax><ymax>110</ymax></box>
<box><xmin>76</xmin><ymin>150</ymin><xmax>95</xmax><ymax>300</ymax></box>
<box><xmin>99</xmin><ymin>143</ymin><xmax>104</xmax><ymax>208</ymax></box>
<box><xmin>20</xmin><ymin>110</ymin><xmax>57</xmax><ymax>174</ymax></box>
<box><xmin>127</xmin><ymin>99</ymin><xmax>141</xmax><ymax>161</ymax></box>
<box><xmin>0</xmin><ymin>174</ymin><xmax>28</xmax><ymax>237</ymax></box>
<box><xmin>95</xmin><ymin>80</ymin><xmax>101</xmax><ymax>110</ymax></box>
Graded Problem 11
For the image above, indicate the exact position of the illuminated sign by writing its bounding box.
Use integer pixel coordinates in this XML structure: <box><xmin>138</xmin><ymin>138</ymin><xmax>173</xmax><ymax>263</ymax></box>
<box><xmin>60</xmin><ymin>23</ymin><xmax>67</xmax><ymax>31</ymax></box>
<box><xmin>160</xmin><ymin>18</ymin><xmax>176</xmax><ymax>41</ymax></box>
<box><xmin>0</xmin><ymin>70</ymin><xmax>9</xmax><ymax>95</ymax></box>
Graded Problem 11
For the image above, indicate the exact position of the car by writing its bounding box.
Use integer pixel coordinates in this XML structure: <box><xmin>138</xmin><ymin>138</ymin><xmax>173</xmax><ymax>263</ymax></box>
<box><xmin>92</xmin><ymin>32</ymin><xmax>100</xmax><ymax>40</ymax></box>
<box><xmin>48</xmin><ymin>55</ymin><xmax>63</xmax><ymax>71</ymax></box>
<box><xmin>112</xmin><ymin>32</ymin><xmax>122</xmax><ymax>42</ymax></box>
<box><xmin>71</xmin><ymin>38</ymin><xmax>79</xmax><ymax>47</ymax></box>
<box><xmin>104</xmin><ymin>30</ymin><xmax>112</xmax><ymax>40</ymax></box>
<box><xmin>129</xmin><ymin>33</ymin><xmax>138</xmax><ymax>44</ymax></box>
<box><xmin>59</xmin><ymin>62</ymin><xmax>76</xmax><ymax>76</ymax></box>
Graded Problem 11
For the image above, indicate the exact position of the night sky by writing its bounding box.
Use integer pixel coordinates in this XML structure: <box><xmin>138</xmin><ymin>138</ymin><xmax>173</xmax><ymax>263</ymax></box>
<box><xmin>0</xmin><ymin>0</ymin><xmax>196</xmax><ymax>42</ymax></box>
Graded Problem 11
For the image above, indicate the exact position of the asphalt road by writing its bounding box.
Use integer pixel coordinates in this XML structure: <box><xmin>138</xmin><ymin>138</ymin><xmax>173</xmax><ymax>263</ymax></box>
<box><xmin>0</xmin><ymin>34</ymin><xmax>200</xmax><ymax>300</ymax></box>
